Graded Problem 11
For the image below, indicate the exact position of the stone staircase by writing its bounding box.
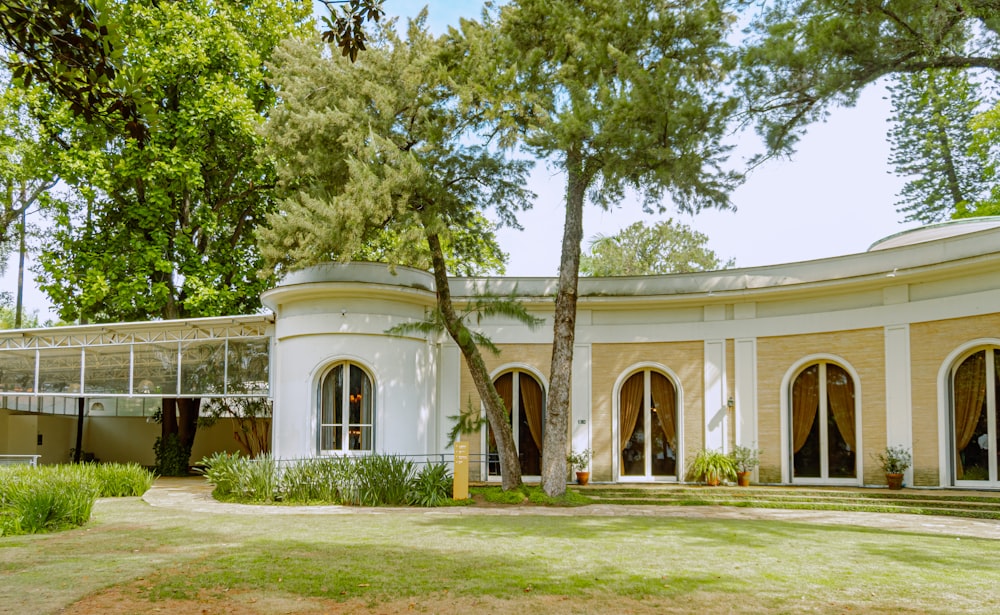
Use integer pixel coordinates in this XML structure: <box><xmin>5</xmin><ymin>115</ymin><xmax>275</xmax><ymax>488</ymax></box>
<box><xmin>576</xmin><ymin>485</ymin><xmax>1000</xmax><ymax>520</ymax></box>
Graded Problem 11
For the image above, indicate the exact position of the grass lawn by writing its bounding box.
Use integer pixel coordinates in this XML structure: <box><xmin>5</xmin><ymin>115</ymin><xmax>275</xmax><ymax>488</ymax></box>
<box><xmin>2</xmin><ymin>496</ymin><xmax>999</xmax><ymax>614</ymax></box>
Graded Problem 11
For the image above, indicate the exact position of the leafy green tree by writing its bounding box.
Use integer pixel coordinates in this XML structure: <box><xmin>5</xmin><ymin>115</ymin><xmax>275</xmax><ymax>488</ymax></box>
<box><xmin>0</xmin><ymin>0</ymin><xmax>384</xmax><ymax>142</ymax></box>
<box><xmin>740</xmin><ymin>0</ymin><xmax>1000</xmax><ymax>155</ymax></box>
<box><xmin>35</xmin><ymin>0</ymin><xmax>308</xmax><ymax>324</ymax></box>
<box><xmin>0</xmin><ymin>302</ymin><xmax>39</xmax><ymax>328</ymax></box>
<box><xmin>0</xmin><ymin>80</ymin><xmax>55</xmax><ymax>258</ymax></box>
<box><xmin>318</xmin><ymin>0</ymin><xmax>386</xmax><ymax>61</ymax></box>
<box><xmin>0</xmin><ymin>0</ymin><xmax>149</xmax><ymax>139</ymax></box>
<box><xmin>470</xmin><ymin>0</ymin><xmax>741</xmax><ymax>495</ymax></box>
<box><xmin>259</xmin><ymin>16</ymin><xmax>535</xmax><ymax>490</ymax></box>
<box><xmin>581</xmin><ymin>220</ymin><xmax>734</xmax><ymax>277</ymax></box>
<box><xmin>21</xmin><ymin>0</ymin><xmax>309</xmax><ymax>474</ymax></box>
<box><xmin>966</xmin><ymin>99</ymin><xmax>1000</xmax><ymax>217</ymax></box>
<box><xmin>887</xmin><ymin>69</ymin><xmax>995</xmax><ymax>224</ymax></box>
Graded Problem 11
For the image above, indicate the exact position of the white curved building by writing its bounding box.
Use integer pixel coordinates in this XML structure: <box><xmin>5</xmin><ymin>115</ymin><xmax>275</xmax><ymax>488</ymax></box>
<box><xmin>257</xmin><ymin>218</ymin><xmax>1000</xmax><ymax>488</ymax></box>
<box><xmin>4</xmin><ymin>218</ymin><xmax>1000</xmax><ymax>488</ymax></box>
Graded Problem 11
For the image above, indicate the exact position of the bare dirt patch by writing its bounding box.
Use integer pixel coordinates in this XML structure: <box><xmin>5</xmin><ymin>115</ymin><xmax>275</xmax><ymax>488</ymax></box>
<box><xmin>62</xmin><ymin>587</ymin><xmax>773</xmax><ymax>615</ymax></box>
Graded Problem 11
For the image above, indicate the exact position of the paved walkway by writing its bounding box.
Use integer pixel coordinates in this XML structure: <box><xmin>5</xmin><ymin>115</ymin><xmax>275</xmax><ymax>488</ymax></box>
<box><xmin>143</xmin><ymin>477</ymin><xmax>1000</xmax><ymax>540</ymax></box>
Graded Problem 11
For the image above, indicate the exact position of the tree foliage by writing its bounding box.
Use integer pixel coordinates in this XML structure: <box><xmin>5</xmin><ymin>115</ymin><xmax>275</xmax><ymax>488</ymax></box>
<box><xmin>30</xmin><ymin>0</ymin><xmax>309</xmax><ymax>323</ymax></box>
<box><xmin>0</xmin><ymin>0</ymin><xmax>148</xmax><ymax>139</ymax></box>
<box><xmin>470</xmin><ymin>0</ymin><xmax>741</xmax><ymax>496</ymax></box>
<box><xmin>740</xmin><ymin>0</ymin><xmax>1000</xmax><ymax>156</ymax></box>
<box><xmin>581</xmin><ymin>220</ymin><xmax>734</xmax><ymax>277</ymax></box>
<box><xmin>0</xmin><ymin>79</ymin><xmax>55</xmax><ymax>254</ymax></box>
<box><xmin>887</xmin><ymin>69</ymin><xmax>995</xmax><ymax>223</ymax></box>
<box><xmin>259</xmin><ymin>15</ymin><xmax>535</xmax><ymax>490</ymax></box>
<box><xmin>318</xmin><ymin>0</ymin><xmax>386</xmax><ymax>62</ymax></box>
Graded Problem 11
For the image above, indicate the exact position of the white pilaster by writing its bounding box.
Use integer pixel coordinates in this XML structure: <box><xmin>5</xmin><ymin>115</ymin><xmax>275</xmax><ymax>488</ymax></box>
<box><xmin>704</xmin><ymin>339</ymin><xmax>727</xmax><ymax>451</ymax></box>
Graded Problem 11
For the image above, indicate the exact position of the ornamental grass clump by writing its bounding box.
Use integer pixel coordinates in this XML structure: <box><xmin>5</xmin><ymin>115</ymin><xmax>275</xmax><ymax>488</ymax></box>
<box><xmin>197</xmin><ymin>451</ymin><xmax>243</xmax><ymax>499</ymax></box>
<box><xmin>280</xmin><ymin>456</ymin><xmax>350</xmax><ymax>503</ymax></box>
<box><xmin>407</xmin><ymin>462</ymin><xmax>453</xmax><ymax>507</ymax></box>
<box><xmin>89</xmin><ymin>462</ymin><xmax>155</xmax><ymax>497</ymax></box>
<box><xmin>198</xmin><ymin>453</ymin><xmax>456</xmax><ymax>507</ymax></box>
<box><xmin>346</xmin><ymin>454</ymin><xmax>416</xmax><ymax>506</ymax></box>
<box><xmin>0</xmin><ymin>465</ymin><xmax>100</xmax><ymax>536</ymax></box>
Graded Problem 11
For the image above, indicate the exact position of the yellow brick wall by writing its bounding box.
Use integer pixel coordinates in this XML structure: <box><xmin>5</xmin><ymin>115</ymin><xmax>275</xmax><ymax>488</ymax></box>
<box><xmin>756</xmin><ymin>329</ymin><xmax>886</xmax><ymax>484</ymax></box>
<box><xmin>909</xmin><ymin>312</ymin><xmax>1000</xmax><ymax>486</ymax></box>
<box><xmin>590</xmin><ymin>342</ymin><xmax>704</xmax><ymax>482</ymax></box>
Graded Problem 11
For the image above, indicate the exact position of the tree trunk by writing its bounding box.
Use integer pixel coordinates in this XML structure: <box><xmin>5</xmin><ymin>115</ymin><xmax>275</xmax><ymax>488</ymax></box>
<box><xmin>177</xmin><ymin>397</ymin><xmax>201</xmax><ymax>451</ymax></box>
<box><xmin>159</xmin><ymin>397</ymin><xmax>199</xmax><ymax>473</ymax></box>
<box><xmin>74</xmin><ymin>397</ymin><xmax>85</xmax><ymax>463</ymax></box>
<box><xmin>427</xmin><ymin>230</ymin><xmax>523</xmax><ymax>491</ymax></box>
<box><xmin>161</xmin><ymin>398</ymin><xmax>178</xmax><ymax>439</ymax></box>
<box><xmin>541</xmin><ymin>151</ymin><xmax>589</xmax><ymax>497</ymax></box>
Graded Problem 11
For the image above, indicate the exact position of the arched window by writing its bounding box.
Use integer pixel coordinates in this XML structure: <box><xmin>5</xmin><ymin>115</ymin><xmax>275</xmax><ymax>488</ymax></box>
<box><xmin>952</xmin><ymin>348</ymin><xmax>1000</xmax><ymax>484</ymax></box>
<box><xmin>488</xmin><ymin>370</ymin><xmax>545</xmax><ymax>477</ymax></box>
<box><xmin>790</xmin><ymin>362</ymin><xmax>857</xmax><ymax>481</ymax></box>
<box><xmin>618</xmin><ymin>369</ymin><xmax>677</xmax><ymax>480</ymax></box>
<box><xmin>319</xmin><ymin>362</ymin><xmax>373</xmax><ymax>453</ymax></box>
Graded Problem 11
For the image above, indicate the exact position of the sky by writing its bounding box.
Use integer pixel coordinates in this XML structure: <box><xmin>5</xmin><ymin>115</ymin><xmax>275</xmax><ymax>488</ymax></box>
<box><xmin>1</xmin><ymin>1</ymin><xmax>920</xmax><ymax>321</ymax></box>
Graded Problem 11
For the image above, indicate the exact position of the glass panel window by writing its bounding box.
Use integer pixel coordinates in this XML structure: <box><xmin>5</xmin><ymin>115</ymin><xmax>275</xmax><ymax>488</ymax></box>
<box><xmin>180</xmin><ymin>341</ymin><xmax>226</xmax><ymax>395</ymax></box>
<box><xmin>953</xmin><ymin>349</ymin><xmax>998</xmax><ymax>484</ymax></box>
<box><xmin>488</xmin><ymin>370</ymin><xmax>545</xmax><ymax>478</ymax></box>
<box><xmin>320</xmin><ymin>362</ymin><xmax>373</xmax><ymax>453</ymax></box>
<box><xmin>0</xmin><ymin>349</ymin><xmax>36</xmax><ymax>393</ymax></box>
<box><xmin>84</xmin><ymin>345</ymin><xmax>131</xmax><ymax>394</ymax></box>
<box><xmin>619</xmin><ymin>370</ymin><xmax>677</xmax><ymax>480</ymax></box>
<box><xmin>791</xmin><ymin>362</ymin><xmax>857</xmax><ymax>481</ymax></box>
<box><xmin>133</xmin><ymin>343</ymin><xmax>179</xmax><ymax>395</ymax></box>
<box><xmin>226</xmin><ymin>338</ymin><xmax>270</xmax><ymax>395</ymax></box>
<box><xmin>38</xmin><ymin>347</ymin><xmax>82</xmax><ymax>394</ymax></box>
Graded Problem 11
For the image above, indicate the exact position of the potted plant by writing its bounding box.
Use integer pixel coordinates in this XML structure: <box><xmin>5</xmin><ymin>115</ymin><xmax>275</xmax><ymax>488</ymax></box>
<box><xmin>874</xmin><ymin>445</ymin><xmax>912</xmax><ymax>490</ymax></box>
<box><xmin>730</xmin><ymin>445</ymin><xmax>760</xmax><ymax>487</ymax></box>
<box><xmin>688</xmin><ymin>448</ymin><xmax>737</xmax><ymax>486</ymax></box>
<box><xmin>567</xmin><ymin>448</ymin><xmax>593</xmax><ymax>485</ymax></box>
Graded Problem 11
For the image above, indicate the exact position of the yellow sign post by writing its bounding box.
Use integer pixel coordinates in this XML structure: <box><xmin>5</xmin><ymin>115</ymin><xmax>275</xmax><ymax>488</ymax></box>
<box><xmin>453</xmin><ymin>440</ymin><xmax>469</xmax><ymax>500</ymax></box>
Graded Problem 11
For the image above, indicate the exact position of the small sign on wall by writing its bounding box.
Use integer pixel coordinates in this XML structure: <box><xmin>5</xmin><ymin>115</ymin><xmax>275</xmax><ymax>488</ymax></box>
<box><xmin>453</xmin><ymin>440</ymin><xmax>469</xmax><ymax>501</ymax></box>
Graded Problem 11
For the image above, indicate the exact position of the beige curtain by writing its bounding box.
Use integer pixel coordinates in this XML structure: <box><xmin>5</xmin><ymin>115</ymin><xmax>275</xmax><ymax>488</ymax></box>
<box><xmin>619</xmin><ymin>373</ymin><xmax>644</xmax><ymax>467</ymax></box>
<box><xmin>519</xmin><ymin>374</ymin><xmax>544</xmax><ymax>452</ymax></box>
<box><xmin>792</xmin><ymin>366</ymin><xmax>820</xmax><ymax>454</ymax></box>
<box><xmin>650</xmin><ymin>373</ymin><xmax>676</xmax><ymax>450</ymax></box>
<box><xmin>826</xmin><ymin>364</ymin><xmax>856</xmax><ymax>450</ymax></box>
<box><xmin>954</xmin><ymin>351</ymin><xmax>987</xmax><ymax>479</ymax></box>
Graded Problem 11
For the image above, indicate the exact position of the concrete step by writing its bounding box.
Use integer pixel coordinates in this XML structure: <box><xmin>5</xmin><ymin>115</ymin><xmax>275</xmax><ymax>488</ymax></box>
<box><xmin>577</xmin><ymin>486</ymin><xmax>1000</xmax><ymax>519</ymax></box>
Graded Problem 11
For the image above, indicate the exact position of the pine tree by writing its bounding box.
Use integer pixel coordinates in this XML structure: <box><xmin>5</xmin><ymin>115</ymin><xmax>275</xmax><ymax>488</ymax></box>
<box><xmin>887</xmin><ymin>69</ymin><xmax>993</xmax><ymax>223</ymax></box>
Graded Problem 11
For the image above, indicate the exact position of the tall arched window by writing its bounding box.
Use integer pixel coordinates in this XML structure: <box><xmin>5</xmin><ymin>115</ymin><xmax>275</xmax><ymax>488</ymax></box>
<box><xmin>488</xmin><ymin>370</ymin><xmax>545</xmax><ymax>477</ymax></box>
<box><xmin>618</xmin><ymin>369</ymin><xmax>677</xmax><ymax>480</ymax></box>
<box><xmin>319</xmin><ymin>362</ymin><xmax>373</xmax><ymax>453</ymax></box>
<box><xmin>790</xmin><ymin>362</ymin><xmax>857</xmax><ymax>481</ymax></box>
<box><xmin>952</xmin><ymin>348</ymin><xmax>1000</xmax><ymax>484</ymax></box>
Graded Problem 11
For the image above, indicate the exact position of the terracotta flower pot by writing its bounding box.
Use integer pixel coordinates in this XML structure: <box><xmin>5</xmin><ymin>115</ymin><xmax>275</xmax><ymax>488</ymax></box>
<box><xmin>737</xmin><ymin>471</ymin><xmax>751</xmax><ymax>487</ymax></box>
<box><xmin>886</xmin><ymin>473</ymin><xmax>904</xmax><ymax>490</ymax></box>
<box><xmin>705</xmin><ymin>474</ymin><xmax>720</xmax><ymax>486</ymax></box>
<box><xmin>575</xmin><ymin>471</ymin><xmax>590</xmax><ymax>486</ymax></box>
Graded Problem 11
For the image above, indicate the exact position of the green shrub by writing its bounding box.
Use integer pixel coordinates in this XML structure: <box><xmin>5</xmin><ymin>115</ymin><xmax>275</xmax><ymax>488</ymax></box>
<box><xmin>408</xmin><ymin>462</ymin><xmax>453</xmax><ymax>507</ymax></box>
<box><xmin>0</xmin><ymin>465</ymin><xmax>100</xmax><ymax>536</ymax></box>
<box><xmin>280</xmin><ymin>457</ymin><xmax>349</xmax><ymax>503</ymax></box>
<box><xmin>197</xmin><ymin>452</ymin><xmax>277</xmax><ymax>502</ymax></box>
<box><xmin>154</xmin><ymin>434</ymin><xmax>192</xmax><ymax>476</ymax></box>
<box><xmin>346</xmin><ymin>454</ymin><xmax>415</xmax><ymax>506</ymax></box>
<box><xmin>89</xmin><ymin>463</ymin><xmax>155</xmax><ymax>497</ymax></box>
<box><xmin>198</xmin><ymin>453</ymin><xmax>453</xmax><ymax>507</ymax></box>
<box><xmin>238</xmin><ymin>454</ymin><xmax>278</xmax><ymax>503</ymax></box>
<box><xmin>197</xmin><ymin>451</ymin><xmax>243</xmax><ymax>498</ymax></box>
